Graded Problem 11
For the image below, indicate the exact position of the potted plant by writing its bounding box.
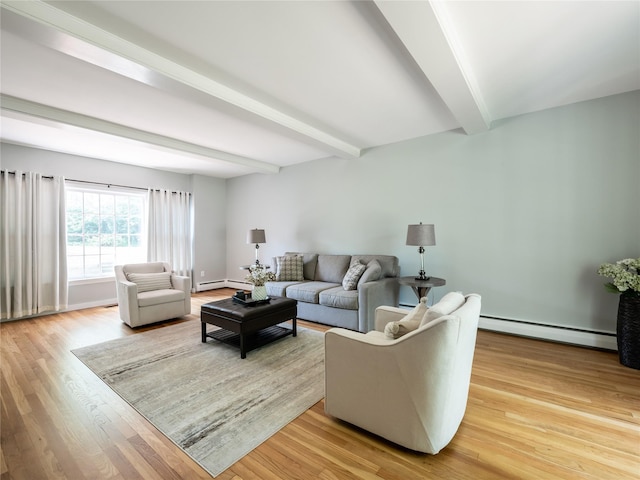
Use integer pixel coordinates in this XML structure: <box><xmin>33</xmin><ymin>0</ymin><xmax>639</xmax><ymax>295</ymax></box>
<box><xmin>245</xmin><ymin>264</ymin><xmax>276</xmax><ymax>301</ymax></box>
<box><xmin>598</xmin><ymin>257</ymin><xmax>640</xmax><ymax>369</ymax></box>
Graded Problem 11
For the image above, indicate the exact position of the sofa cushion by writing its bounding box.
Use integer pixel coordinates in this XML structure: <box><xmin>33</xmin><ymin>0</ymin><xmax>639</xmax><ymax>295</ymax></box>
<box><xmin>137</xmin><ymin>288</ymin><xmax>185</xmax><ymax>307</ymax></box>
<box><xmin>315</xmin><ymin>255</ymin><xmax>351</xmax><ymax>283</ymax></box>
<box><xmin>127</xmin><ymin>272</ymin><xmax>172</xmax><ymax>293</ymax></box>
<box><xmin>420</xmin><ymin>291</ymin><xmax>466</xmax><ymax>327</ymax></box>
<box><xmin>275</xmin><ymin>254</ymin><xmax>304</xmax><ymax>281</ymax></box>
<box><xmin>319</xmin><ymin>287</ymin><xmax>359</xmax><ymax>310</ymax></box>
<box><xmin>265</xmin><ymin>281</ymin><xmax>304</xmax><ymax>297</ymax></box>
<box><xmin>342</xmin><ymin>262</ymin><xmax>366</xmax><ymax>290</ymax></box>
<box><xmin>384</xmin><ymin>297</ymin><xmax>429</xmax><ymax>339</ymax></box>
<box><xmin>351</xmin><ymin>255</ymin><xmax>399</xmax><ymax>278</ymax></box>
<box><xmin>286</xmin><ymin>281</ymin><xmax>339</xmax><ymax>304</ymax></box>
<box><xmin>357</xmin><ymin>259</ymin><xmax>382</xmax><ymax>286</ymax></box>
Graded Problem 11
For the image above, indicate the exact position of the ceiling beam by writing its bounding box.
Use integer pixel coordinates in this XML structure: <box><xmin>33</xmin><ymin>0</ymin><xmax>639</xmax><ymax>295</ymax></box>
<box><xmin>1</xmin><ymin>0</ymin><xmax>362</xmax><ymax>158</ymax></box>
<box><xmin>374</xmin><ymin>0</ymin><xmax>490</xmax><ymax>134</ymax></box>
<box><xmin>1</xmin><ymin>95</ymin><xmax>281</xmax><ymax>174</ymax></box>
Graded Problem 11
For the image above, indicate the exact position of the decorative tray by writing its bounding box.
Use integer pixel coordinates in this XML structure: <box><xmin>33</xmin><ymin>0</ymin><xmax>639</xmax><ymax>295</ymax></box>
<box><xmin>232</xmin><ymin>295</ymin><xmax>271</xmax><ymax>306</ymax></box>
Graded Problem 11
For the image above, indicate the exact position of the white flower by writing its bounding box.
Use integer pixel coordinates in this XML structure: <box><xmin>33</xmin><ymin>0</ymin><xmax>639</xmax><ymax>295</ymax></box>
<box><xmin>598</xmin><ymin>257</ymin><xmax>640</xmax><ymax>294</ymax></box>
<box><xmin>245</xmin><ymin>264</ymin><xmax>276</xmax><ymax>286</ymax></box>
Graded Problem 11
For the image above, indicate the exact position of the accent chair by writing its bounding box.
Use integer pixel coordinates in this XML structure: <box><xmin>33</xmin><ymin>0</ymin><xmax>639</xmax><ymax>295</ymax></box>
<box><xmin>324</xmin><ymin>293</ymin><xmax>481</xmax><ymax>453</ymax></box>
<box><xmin>114</xmin><ymin>262</ymin><xmax>191</xmax><ymax>328</ymax></box>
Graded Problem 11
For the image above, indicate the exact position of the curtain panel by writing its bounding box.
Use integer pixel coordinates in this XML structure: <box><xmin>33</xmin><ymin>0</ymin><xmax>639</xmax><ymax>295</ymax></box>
<box><xmin>147</xmin><ymin>189</ymin><xmax>192</xmax><ymax>280</ymax></box>
<box><xmin>1</xmin><ymin>170</ymin><xmax>68</xmax><ymax>320</ymax></box>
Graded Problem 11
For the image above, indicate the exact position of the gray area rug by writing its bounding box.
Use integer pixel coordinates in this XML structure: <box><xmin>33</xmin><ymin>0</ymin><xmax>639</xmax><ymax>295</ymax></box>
<box><xmin>72</xmin><ymin>320</ymin><xmax>325</xmax><ymax>477</ymax></box>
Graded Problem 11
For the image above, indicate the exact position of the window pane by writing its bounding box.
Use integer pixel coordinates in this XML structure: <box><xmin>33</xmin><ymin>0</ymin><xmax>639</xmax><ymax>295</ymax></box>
<box><xmin>129</xmin><ymin>198</ymin><xmax>143</xmax><ymax>215</ymax></box>
<box><xmin>84</xmin><ymin>255</ymin><xmax>101</xmax><ymax>277</ymax></box>
<box><xmin>116</xmin><ymin>235</ymin><xmax>129</xmax><ymax>247</ymax></box>
<box><xmin>84</xmin><ymin>214</ymin><xmax>99</xmax><ymax>234</ymax></box>
<box><xmin>100</xmin><ymin>217</ymin><xmax>114</xmax><ymax>234</ymax></box>
<box><xmin>66</xmin><ymin>213</ymin><xmax>83</xmax><ymax>234</ymax></box>
<box><xmin>100</xmin><ymin>236</ymin><xmax>114</xmax><ymax>247</ymax></box>
<box><xmin>84</xmin><ymin>193</ymin><xmax>99</xmax><ymax>214</ymax></box>
<box><xmin>115</xmin><ymin>196</ymin><xmax>129</xmax><ymax>215</ymax></box>
<box><xmin>100</xmin><ymin>194</ymin><xmax>115</xmax><ymax>215</ymax></box>
<box><xmin>101</xmin><ymin>254</ymin><xmax>114</xmax><ymax>275</ymax></box>
<box><xmin>130</xmin><ymin>216</ymin><xmax>142</xmax><ymax>234</ymax></box>
<box><xmin>67</xmin><ymin>234</ymin><xmax>83</xmax><ymax>247</ymax></box>
<box><xmin>67</xmin><ymin>191</ymin><xmax>83</xmax><ymax>212</ymax></box>
<box><xmin>115</xmin><ymin>216</ymin><xmax>129</xmax><ymax>234</ymax></box>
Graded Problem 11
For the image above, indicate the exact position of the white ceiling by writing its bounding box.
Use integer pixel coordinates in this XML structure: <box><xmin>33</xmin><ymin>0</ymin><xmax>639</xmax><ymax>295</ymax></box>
<box><xmin>1</xmin><ymin>1</ymin><xmax>638</xmax><ymax>178</ymax></box>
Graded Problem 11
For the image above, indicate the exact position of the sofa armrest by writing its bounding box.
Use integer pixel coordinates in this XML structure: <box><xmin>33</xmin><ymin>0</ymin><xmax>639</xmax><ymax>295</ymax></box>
<box><xmin>357</xmin><ymin>277</ymin><xmax>400</xmax><ymax>332</ymax></box>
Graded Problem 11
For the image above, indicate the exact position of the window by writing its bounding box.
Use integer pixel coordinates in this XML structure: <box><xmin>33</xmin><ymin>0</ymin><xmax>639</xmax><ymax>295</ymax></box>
<box><xmin>66</xmin><ymin>185</ymin><xmax>146</xmax><ymax>280</ymax></box>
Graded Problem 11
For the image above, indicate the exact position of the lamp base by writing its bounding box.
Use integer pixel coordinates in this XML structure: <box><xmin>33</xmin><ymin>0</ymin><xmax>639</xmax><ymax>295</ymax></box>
<box><xmin>415</xmin><ymin>271</ymin><xmax>431</xmax><ymax>281</ymax></box>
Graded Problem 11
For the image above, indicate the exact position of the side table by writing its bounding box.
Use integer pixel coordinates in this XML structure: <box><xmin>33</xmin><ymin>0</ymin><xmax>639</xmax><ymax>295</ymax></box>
<box><xmin>398</xmin><ymin>276</ymin><xmax>446</xmax><ymax>300</ymax></box>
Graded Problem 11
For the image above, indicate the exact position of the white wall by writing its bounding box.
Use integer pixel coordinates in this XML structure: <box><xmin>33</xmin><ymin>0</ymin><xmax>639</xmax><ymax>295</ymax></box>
<box><xmin>226</xmin><ymin>91</ymin><xmax>640</xmax><ymax>334</ymax></box>
<box><xmin>1</xmin><ymin>144</ymin><xmax>227</xmax><ymax>308</ymax></box>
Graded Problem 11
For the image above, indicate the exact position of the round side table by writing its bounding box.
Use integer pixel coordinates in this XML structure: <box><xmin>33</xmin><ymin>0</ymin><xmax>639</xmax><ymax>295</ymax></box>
<box><xmin>398</xmin><ymin>276</ymin><xmax>446</xmax><ymax>300</ymax></box>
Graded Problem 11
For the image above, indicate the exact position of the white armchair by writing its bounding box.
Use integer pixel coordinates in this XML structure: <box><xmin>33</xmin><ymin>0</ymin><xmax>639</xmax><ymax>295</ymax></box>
<box><xmin>324</xmin><ymin>293</ymin><xmax>481</xmax><ymax>454</ymax></box>
<box><xmin>114</xmin><ymin>262</ymin><xmax>191</xmax><ymax>328</ymax></box>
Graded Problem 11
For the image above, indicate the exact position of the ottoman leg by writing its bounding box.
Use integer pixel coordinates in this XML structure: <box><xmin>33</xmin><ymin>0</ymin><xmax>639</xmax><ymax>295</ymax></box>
<box><xmin>240</xmin><ymin>334</ymin><xmax>246</xmax><ymax>359</ymax></box>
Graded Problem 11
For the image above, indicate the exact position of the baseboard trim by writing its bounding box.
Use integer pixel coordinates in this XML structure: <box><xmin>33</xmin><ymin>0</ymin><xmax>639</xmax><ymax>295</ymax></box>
<box><xmin>479</xmin><ymin>316</ymin><xmax>617</xmax><ymax>351</ymax></box>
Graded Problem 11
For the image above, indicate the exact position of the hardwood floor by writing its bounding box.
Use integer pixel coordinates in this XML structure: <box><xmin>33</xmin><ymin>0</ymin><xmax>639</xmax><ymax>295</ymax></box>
<box><xmin>1</xmin><ymin>289</ymin><xmax>638</xmax><ymax>479</ymax></box>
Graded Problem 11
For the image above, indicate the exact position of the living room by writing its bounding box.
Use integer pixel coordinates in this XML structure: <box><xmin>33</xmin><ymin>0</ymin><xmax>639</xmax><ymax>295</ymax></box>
<box><xmin>1</xmin><ymin>1</ymin><xmax>639</xmax><ymax>479</ymax></box>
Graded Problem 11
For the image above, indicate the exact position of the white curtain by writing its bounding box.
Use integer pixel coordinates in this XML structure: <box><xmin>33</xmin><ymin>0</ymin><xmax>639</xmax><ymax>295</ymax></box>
<box><xmin>147</xmin><ymin>188</ymin><xmax>192</xmax><ymax>279</ymax></box>
<box><xmin>1</xmin><ymin>170</ymin><xmax>68</xmax><ymax>320</ymax></box>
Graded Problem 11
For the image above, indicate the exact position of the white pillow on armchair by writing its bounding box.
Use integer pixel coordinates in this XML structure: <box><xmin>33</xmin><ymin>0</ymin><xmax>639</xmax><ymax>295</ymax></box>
<box><xmin>384</xmin><ymin>297</ymin><xmax>429</xmax><ymax>339</ymax></box>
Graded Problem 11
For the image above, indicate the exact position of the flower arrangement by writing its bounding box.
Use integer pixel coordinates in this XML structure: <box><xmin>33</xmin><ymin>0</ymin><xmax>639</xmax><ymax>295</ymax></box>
<box><xmin>597</xmin><ymin>258</ymin><xmax>640</xmax><ymax>295</ymax></box>
<box><xmin>245</xmin><ymin>264</ymin><xmax>276</xmax><ymax>286</ymax></box>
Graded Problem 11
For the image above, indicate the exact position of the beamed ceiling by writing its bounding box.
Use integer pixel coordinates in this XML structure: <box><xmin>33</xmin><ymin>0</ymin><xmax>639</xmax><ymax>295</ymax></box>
<box><xmin>1</xmin><ymin>1</ymin><xmax>638</xmax><ymax>178</ymax></box>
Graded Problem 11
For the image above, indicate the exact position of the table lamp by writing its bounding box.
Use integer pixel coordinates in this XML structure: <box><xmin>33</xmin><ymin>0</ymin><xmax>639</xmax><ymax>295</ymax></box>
<box><xmin>247</xmin><ymin>228</ymin><xmax>266</xmax><ymax>265</ymax></box>
<box><xmin>406</xmin><ymin>223</ymin><xmax>435</xmax><ymax>280</ymax></box>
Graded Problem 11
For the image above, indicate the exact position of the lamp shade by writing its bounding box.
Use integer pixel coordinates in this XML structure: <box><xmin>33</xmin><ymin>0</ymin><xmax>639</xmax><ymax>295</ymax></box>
<box><xmin>406</xmin><ymin>223</ymin><xmax>435</xmax><ymax>246</ymax></box>
<box><xmin>247</xmin><ymin>229</ymin><xmax>266</xmax><ymax>244</ymax></box>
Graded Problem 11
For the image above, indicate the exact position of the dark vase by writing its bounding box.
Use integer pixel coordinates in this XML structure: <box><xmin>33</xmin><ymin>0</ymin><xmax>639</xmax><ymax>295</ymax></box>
<box><xmin>617</xmin><ymin>291</ymin><xmax>640</xmax><ymax>369</ymax></box>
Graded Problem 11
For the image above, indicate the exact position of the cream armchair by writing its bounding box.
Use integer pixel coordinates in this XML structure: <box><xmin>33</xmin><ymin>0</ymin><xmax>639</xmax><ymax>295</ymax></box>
<box><xmin>324</xmin><ymin>293</ymin><xmax>481</xmax><ymax>454</ymax></box>
<box><xmin>114</xmin><ymin>262</ymin><xmax>191</xmax><ymax>328</ymax></box>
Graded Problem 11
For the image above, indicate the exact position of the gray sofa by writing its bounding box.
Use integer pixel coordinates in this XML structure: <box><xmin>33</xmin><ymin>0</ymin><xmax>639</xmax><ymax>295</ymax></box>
<box><xmin>265</xmin><ymin>253</ymin><xmax>400</xmax><ymax>332</ymax></box>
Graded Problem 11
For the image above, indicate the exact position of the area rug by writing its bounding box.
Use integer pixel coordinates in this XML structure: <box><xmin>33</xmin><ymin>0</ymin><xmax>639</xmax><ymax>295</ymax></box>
<box><xmin>72</xmin><ymin>320</ymin><xmax>325</xmax><ymax>477</ymax></box>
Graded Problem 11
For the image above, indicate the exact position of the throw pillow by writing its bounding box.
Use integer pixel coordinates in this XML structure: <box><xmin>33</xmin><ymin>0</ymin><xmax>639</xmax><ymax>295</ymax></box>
<box><xmin>127</xmin><ymin>272</ymin><xmax>172</xmax><ymax>293</ymax></box>
<box><xmin>357</xmin><ymin>259</ymin><xmax>382</xmax><ymax>286</ymax></box>
<box><xmin>384</xmin><ymin>297</ymin><xmax>429</xmax><ymax>339</ymax></box>
<box><xmin>275</xmin><ymin>255</ymin><xmax>304</xmax><ymax>281</ymax></box>
<box><xmin>342</xmin><ymin>261</ymin><xmax>366</xmax><ymax>290</ymax></box>
<box><xmin>420</xmin><ymin>291</ymin><xmax>465</xmax><ymax>327</ymax></box>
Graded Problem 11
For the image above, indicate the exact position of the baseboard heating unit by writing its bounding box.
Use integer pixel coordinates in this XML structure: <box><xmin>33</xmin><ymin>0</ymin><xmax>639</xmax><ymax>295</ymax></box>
<box><xmin>479</xmin><ymin>315</ymin><xmax>617</xmax><ymax>351</ymax></box>
<box><xmin>196</xmin><ymin>280</ymin><xmax>226</xmax><ymax>292</ymax></box>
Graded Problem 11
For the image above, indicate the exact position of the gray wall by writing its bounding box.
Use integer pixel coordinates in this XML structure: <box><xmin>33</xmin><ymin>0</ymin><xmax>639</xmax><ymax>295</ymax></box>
<box><xmin>1</xmin><ymin>144</ymin><xmax>227</xmax><ymax>307</ymax></box>
<box><xmin>226</xmin><ymin>91</ymin><xmax>640</xmax><ymax>333</ymax></box>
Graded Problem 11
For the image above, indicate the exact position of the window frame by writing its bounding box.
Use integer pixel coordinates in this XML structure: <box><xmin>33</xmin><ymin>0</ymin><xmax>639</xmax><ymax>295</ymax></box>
<box><xmin>65</xmin><ymin>182</ymin><xmax>147</xmax><ymax>281</ymax></box>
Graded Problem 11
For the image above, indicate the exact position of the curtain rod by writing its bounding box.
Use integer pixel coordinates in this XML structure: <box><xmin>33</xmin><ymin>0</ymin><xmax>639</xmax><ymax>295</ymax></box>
<box><xmin>67</xmin><ymin>179</ymin><xmax>189</xmax><ymax>195</ymax></box>
<box><xmin>66</xmin><ymin>178</ymin><xmax>148</xmax><ymax>191</ymax></box>
<box><xmin>2</xmin><ymin>171</ymin><xmax>188</xmax><ymax>194</ymax></box>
